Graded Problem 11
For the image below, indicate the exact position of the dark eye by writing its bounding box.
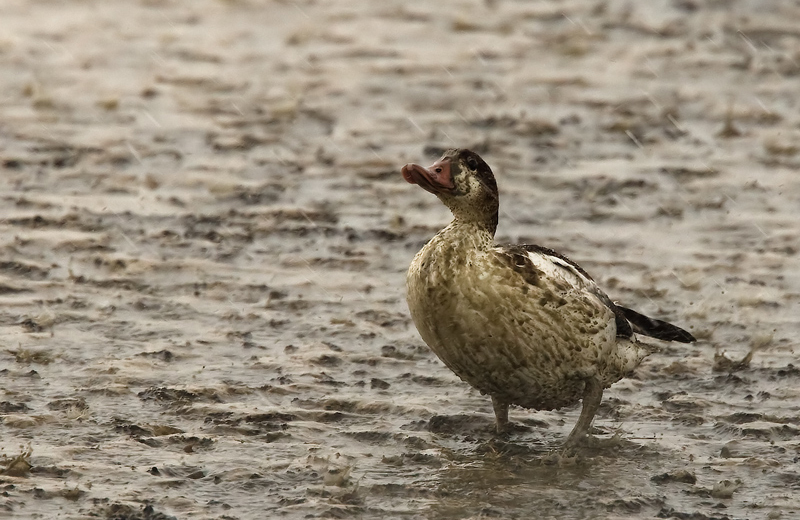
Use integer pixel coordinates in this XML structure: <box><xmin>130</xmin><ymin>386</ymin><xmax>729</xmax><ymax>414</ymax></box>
<box><xmin>466</xmin><ymin>156</ymin><xmax>478</xmax><ymax>170</ymax></box>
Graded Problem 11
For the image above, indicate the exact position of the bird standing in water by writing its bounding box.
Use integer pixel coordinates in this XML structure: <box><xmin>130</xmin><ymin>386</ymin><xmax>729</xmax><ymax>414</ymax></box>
<box><xmin>402</xmin><ymin>148</ymin><xmax>695</xmax><ymax>448</ymax></box>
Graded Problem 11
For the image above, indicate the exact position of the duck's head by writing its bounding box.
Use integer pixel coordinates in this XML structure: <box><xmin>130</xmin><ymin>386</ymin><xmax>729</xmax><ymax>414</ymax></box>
<box><xmin>401</xmin><ymin>148</ymin><xmax>499</xmax><ymax>232</ymax></box>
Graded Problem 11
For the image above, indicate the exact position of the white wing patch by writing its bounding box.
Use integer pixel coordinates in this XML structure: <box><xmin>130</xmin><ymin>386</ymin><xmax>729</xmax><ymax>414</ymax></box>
<box><xmin>519</xmin><ymin>248</ymin><xmax>620</xmax><ymax>312</ymax></box>
<box><xmin>525</xmin><ymin>250</ymin><xmax>595</xmax><ymax>291</ymax></box>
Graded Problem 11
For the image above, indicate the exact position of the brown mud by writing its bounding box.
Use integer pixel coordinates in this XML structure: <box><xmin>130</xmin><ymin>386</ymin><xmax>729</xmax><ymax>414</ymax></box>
<box><xmin>1</xmin><ymin>1</ymin><xmax>800</xmax><ymax>519</ymax></box>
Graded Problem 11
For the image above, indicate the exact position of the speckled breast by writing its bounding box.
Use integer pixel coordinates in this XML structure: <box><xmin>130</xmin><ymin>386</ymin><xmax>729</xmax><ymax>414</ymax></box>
<box><xmin>406</xmin><ymin>241</ymin><xmax>614</xmax><ymax>410</ymax></box>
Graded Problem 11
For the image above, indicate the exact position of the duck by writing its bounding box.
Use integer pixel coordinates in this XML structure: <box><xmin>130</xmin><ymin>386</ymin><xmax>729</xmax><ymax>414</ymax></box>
<box><xmin>401</xmin><ymin>148</ymin><xmax>695</xmax><ymax>448</ymax></box>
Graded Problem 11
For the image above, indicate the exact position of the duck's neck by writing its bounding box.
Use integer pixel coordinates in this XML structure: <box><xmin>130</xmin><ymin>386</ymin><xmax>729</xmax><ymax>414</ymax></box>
<box><xmin>439</xmin><ymin>218</ymin><xmax>496</xmax><ymax>251</ymax></box>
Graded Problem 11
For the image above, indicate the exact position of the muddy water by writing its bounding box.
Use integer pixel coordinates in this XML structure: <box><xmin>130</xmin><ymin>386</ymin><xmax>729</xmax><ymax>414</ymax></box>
<box><xmin>1</xmin><ymin>0</ymin><xmax>799</xmax><ymax>518</ymax></box>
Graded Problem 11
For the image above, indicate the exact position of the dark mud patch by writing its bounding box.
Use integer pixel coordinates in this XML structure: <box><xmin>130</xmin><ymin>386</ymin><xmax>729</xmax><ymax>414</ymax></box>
<box><xmin>100</xmin><ymin>503</ymin><xmax>176</xmax><ymax>520</ymax></box>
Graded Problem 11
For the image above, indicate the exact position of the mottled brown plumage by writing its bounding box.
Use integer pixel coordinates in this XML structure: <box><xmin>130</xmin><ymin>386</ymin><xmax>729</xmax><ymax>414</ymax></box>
<box><xmin>402</xmin><ymin>148</ymin><xmax>695</xmax><ymax>448</ymax></box>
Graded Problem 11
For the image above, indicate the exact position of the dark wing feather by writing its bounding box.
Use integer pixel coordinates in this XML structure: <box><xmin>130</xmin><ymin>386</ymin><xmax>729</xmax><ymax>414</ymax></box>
<box><xmin>612</xmin><ymin>306</ymin><xmax>634</xmax><ymax>339</ymax></box>
<box><xmin>617</xmin><ymin>305</ymin><xmax>696</xmax><ymax>343</ymax></box>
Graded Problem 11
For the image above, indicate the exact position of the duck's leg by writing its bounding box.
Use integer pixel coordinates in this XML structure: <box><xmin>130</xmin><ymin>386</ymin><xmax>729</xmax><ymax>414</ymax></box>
<box><xmin>563</xmin><ymin>378</ymin><xmax>603</xmax><ymax>449</ymax></box>
<box><xmin>491</xmin><ymin>396</ymin><xmax>510</xmax><ymax>434</ymax></box>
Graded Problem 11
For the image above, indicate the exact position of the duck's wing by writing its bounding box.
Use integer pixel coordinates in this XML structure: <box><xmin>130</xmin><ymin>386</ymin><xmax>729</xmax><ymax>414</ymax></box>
<box><xmin>615</xmin><ymin>305</ymin><xmax>695</xmax><ymax>343</ymax></box>
<box><xmin>494</xmin><ymin>244</ymin><xmax>633</xmax><ymax>339</ymax></box>
<box><xmin>495</xmin><ymin>244</ymin><xmax>694</xmax><ymax>343</ymax></box>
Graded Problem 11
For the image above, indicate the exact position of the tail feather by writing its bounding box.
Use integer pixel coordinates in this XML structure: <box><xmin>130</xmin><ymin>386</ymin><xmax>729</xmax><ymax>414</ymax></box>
<box><xmin>617</xmin><ymin>306</ymin><xmax>696</xmax><ymax>343</ymax></box>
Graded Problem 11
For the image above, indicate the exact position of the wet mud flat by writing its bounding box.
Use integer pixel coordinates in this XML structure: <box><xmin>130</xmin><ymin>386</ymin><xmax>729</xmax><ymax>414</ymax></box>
<box><xmin>1</xmin><ymin>0</ymin><xmax>800</xmax><ymax>518</ymax></box>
